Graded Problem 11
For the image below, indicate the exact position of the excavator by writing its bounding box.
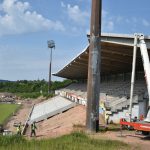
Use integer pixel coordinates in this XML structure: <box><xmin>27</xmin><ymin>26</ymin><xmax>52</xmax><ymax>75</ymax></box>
<box><xmin>120</xmin><ymin>34</ymin><xmax>150</xmax><ymax>135</ymax></box>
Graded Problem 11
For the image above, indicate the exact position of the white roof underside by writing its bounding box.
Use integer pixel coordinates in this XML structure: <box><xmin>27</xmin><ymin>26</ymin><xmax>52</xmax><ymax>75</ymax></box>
<box><xmin>54</xmin><ymin>33</ymin><xmax>150</xmax><ymax>79</ymax></box>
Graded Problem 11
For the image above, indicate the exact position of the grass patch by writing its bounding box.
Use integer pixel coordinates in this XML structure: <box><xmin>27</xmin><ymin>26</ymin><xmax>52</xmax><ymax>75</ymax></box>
<box><xmin>16</xmin><ymin>92</ymin><xmax>41</xmax><ymax>99</ymax></box>
<box><xmin>73</xmin><ymin>124</ymin><xmax>85</xmax><ymax>128</ymax></box>
<box><xmin>98</xmin><ymin>124</ymin><xmax>122</xmax><ymax>133</ymax></box>
<box><xmin>0</xmin><ymin>132</ymin><xmax>129</xmax><ymax>150</ymax></box>
<box><xmin>16</xmin><ymin>92</ymin><xmax>54</xmax><ymax>99</ymax></box>
<box><xmin>107</xmin><ymin>124</ymin><xmax>121</xmax><ymax>131</ymax></box>
<box><xmin>0</xmin><ymin>103</ymin><xmax>20</xmax><ymax>125</ymax></box>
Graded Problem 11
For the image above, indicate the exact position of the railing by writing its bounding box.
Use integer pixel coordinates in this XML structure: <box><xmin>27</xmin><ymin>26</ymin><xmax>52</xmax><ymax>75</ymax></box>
<box><xmin>22</xmin><ymin>104</ymin><xmax>35</xmax><ymax>135</ymax></box>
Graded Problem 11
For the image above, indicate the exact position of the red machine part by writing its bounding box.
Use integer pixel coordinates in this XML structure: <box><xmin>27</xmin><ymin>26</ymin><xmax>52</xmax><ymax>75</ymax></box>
<box><xmin>120</xmin><ymin>118</ymin><xmax>150</xmax><ymax>132</ymax></box>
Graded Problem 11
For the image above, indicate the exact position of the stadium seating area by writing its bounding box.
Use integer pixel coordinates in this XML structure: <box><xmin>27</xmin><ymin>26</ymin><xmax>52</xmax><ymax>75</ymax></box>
<box><xmin>55</xmin><ymin>80</ymin><xmax>148</xmax><ymax>123</ymax></box>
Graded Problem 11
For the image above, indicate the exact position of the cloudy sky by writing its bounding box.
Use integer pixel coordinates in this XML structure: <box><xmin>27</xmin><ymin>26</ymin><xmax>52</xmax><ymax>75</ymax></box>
<box><xmin>0</xmin><ymin>0</ymin><xmax>150</xmax><ymax>81</ymax></box>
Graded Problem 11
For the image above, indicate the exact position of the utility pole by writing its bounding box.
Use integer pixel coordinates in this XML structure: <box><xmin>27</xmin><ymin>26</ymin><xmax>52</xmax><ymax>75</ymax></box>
<box><xmin>86</xmin><ymin>0</ymin><xmax>102</xmax><ymax>132</ymax></box>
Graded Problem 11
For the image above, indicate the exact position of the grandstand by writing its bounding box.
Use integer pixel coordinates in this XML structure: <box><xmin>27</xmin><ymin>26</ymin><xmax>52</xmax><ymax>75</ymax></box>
<box><xmin>54</xmin><ymin>33</ymin><xmax>150</xmax><ymax>123</ymax></box>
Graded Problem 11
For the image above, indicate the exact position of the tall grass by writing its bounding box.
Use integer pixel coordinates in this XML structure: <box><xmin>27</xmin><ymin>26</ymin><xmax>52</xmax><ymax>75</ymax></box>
<box><xmin>0</xmin><ymin>132</ymin><xmax>128</xmax><ymax>150</ymax></box>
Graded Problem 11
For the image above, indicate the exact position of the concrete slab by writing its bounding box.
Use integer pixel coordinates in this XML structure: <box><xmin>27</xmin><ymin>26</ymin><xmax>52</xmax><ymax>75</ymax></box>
<box><xmin>28</xmin><ymin>96</ymin><xmax>76</xmax><ymax>124</ymax></box>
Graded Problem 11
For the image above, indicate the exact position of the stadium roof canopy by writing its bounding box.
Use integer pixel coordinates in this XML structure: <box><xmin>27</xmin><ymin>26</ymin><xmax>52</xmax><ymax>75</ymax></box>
<box><xmin>54</xmin><ymin>33</ymin><xmax>150</xmax><ymax>79</ymax></box>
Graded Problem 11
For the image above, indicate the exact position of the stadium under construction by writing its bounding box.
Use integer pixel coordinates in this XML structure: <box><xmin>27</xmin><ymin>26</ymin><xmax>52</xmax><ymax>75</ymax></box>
<box><xmin>53</xmin><ymin>33</ymin><xmax>150</xmax><ymax>127</ymax></box>
<box><xmin>26</xmin><ymin>33</ymin><xmax>150</xmax><ymax>136</ymax></box>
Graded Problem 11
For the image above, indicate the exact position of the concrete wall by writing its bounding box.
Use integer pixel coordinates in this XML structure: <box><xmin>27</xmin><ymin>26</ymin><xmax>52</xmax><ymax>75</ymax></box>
<box><xmin>109</xmin><ymin>104</ymin><xmax>139</xmax><ymax>124</ymax></box>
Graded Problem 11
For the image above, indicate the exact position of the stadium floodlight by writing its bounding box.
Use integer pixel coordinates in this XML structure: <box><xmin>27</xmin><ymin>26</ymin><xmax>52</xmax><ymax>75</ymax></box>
<box><xmin>47</xmin><ymin>40</ymin><xmax>55</xmax><ymax>49</ymax></box>
<box><xmin>47</xmin><ymin>40</ymin><xmax>55</xmax><ymax>94</ymax></box>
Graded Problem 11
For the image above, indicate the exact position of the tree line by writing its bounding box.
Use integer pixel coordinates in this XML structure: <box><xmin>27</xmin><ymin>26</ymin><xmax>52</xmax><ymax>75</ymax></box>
<box><xmin>0</xmin><ymin>79</ymin><xmax>73</xmax><ymax>98</ymax></box>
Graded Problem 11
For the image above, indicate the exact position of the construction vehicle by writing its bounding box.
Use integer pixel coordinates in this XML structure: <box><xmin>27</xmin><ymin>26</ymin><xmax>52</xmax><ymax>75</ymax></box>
<box><xmin>120</xmin><ymin>34</ymin><xmax>150</xmax><ymax>135</ymax></box>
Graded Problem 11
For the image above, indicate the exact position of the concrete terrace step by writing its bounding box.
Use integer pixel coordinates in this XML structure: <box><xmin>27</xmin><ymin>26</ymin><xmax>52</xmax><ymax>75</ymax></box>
<box><xmin>28</xmin><ymin>96</ymin><xmax>76</xmax><ymax>124</ymax></box>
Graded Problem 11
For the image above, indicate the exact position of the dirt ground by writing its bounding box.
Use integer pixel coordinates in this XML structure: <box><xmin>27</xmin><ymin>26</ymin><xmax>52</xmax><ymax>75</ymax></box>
<box><xmin>5</xmin><ymin>98</ymin><xmax>43</xmax><ymax>133</ymax></box>
<box><xmin>5</xmin><ymin>98</ymin><xmax>150</xmax><ymax>149</ymax></box>
<box><xmin>26</xmin><ymin>105</ymin><xmax>86</xmax><ymax>139</ymax></box>
<box><xmin>90</xmin><ymin>130</ymin><xmax>150</xmax><ymax>150</ymax></box>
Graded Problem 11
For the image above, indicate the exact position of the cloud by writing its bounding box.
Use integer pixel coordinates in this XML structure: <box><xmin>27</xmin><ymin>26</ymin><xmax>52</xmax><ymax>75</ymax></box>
<box><xmin>61</xmin><ymin>2</ymin><xmax>89</xmax><ymax>25</ymax></box>
<box><xmin>60</xmin><ymin>1</ymin><xmax>65</xmax><ymax>8</ymax></box>
<box><xmin>107</xmin><ymin>21</ymin><xmax>114</xmax><ymax>31</ymax></box>
<box><xmin>102</xmin><ymin>10</ymin><xmax>115</xmax><ymax>32</ymax></box>
<box><xmin>0</xmin><ymin>0</ymin><xmax>65</xmax><ymax>36</ymax></box>
<box><xmin>102</xmin><ymin>10</ymin><xmax>108</xmax><ymax>18</ymax></box>
<box><xmin>142</xmin><ymin>19</ymin><xmax>149</xmax><ymax>27</ymax></box>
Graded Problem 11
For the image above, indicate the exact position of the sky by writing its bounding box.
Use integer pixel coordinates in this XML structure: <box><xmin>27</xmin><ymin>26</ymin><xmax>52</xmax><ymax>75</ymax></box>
<box><xmin>0</xmin><ymin>0</ymin><xmax>150</xmax><ymax>81</ymax></box>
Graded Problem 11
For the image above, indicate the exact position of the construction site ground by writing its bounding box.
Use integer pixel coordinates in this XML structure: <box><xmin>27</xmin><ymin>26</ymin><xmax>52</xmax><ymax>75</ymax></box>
<box><xmin>5</xmin><ymin>98</ymin><xmax>43</xmax><ymax>133</ymax></box>
<box><xmin>5</xmin><ymin>98</ymin><xmax>150</xmax><ymax>150</ymax></box>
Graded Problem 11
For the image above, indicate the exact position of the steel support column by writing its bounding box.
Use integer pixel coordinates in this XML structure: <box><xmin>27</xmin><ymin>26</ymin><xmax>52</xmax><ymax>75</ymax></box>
<box><xmin>86</xmin><ymin>0</ymin><xmax>102</xmax><ymax>132</ymax></box>
<box><xmin>139</xmin><ymin>34</ymin><xmax>150</xmax><ymax>122</ymax></box>
<box><xmin>129</xmin><ymin>34</ymin><xmax>138</xmax><ymax>122</ymax></box>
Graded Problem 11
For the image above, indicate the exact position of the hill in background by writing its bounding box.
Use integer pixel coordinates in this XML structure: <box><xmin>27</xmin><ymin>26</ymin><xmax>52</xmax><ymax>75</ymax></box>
<box><xmin>0</xmin><ymin>79</ymin><xmax>9</xmax><ymax>82</ymax></box>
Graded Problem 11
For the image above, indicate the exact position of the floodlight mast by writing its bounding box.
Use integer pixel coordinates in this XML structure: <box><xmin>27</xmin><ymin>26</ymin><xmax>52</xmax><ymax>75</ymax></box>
<box><xmin>86</xmin><ymin>0</ymin><xmax>102</xmax><ymax>132</ymax></box>
<box><xmin>47</xmin><ymin>40</ymin><xmax>55</xmax><ymax>94</ymax></box>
